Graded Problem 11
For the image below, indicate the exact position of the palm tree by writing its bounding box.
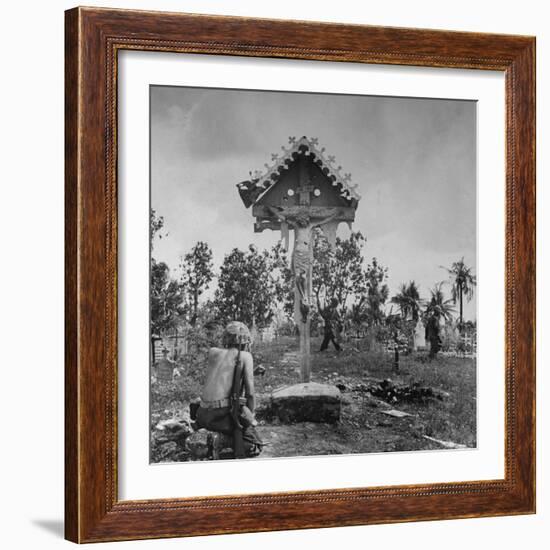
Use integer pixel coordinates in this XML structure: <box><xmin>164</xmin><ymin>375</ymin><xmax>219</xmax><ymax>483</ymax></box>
<box><xmin>424</xmin><ymin>282</ymin><xmax>455</xmax><ymax>322</ymax></box>
<box><xmin>423</xmin><ymin>283</ymin><xmax>455</xmax><ymax>359</ymax></box>
<box><xmin>391</xmin><ymin>283</ymin><xmax>410</xmax><ymax>320</ymax></box>
<box><xmin>442</xmin><ymin>258</ymin><xmax>476</xmax><ymax>329</ymax></box>
<box><xmin>391</xmin><ymin>281</ymin><xmax>422</xmax><ymax>321</ymax></box>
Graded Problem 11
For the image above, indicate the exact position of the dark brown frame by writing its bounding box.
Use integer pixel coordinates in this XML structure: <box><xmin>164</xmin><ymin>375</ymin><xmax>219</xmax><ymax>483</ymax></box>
<box><xmin>65</xmin><ymin>6</ymin><xmax>536</xmax><ymax>543</ymax></box>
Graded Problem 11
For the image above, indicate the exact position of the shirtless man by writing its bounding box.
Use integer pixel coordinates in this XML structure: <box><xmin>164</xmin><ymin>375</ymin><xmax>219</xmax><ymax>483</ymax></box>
<box><xmin>196</xmin><ymin>321</ymin><xmax>262</xmax><ymax>458</ymax></box>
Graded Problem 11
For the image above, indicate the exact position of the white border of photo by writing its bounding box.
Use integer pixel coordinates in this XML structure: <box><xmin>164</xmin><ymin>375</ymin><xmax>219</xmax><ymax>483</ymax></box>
<box><xmin>118</xmin><ymin>51</ymin><xmax>505</xmax><ymax>501</ymax></box>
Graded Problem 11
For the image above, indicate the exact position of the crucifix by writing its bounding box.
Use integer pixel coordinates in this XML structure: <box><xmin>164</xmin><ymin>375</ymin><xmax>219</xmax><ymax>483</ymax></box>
<box><xmin>266</xmin><ymin>205</ymin><xmax>340</xmax><ymax>382</ymax></box>
<box><xmin>237</xmin><ymin>136</ymin><xmax>360</xmax><ymax>383</ymax></box>
<box><xmin>266</xmin><ymin>157</ymin><xmax>341</xmax><ymax>381</ymax></box>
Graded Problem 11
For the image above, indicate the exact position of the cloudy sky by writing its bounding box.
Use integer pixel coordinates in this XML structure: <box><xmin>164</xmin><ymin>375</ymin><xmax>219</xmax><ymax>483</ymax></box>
<box><xmin>151</xmin><ymin>85</ymin><xmax>477</xmax><ymax>320</ymax></box>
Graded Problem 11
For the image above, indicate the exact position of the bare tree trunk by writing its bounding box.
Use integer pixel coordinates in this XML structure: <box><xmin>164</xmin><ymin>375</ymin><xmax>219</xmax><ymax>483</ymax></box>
<box><xmin>191</xmin><ymin>290</ymin><xmax>198</xmax><ymax>326</ymax></box>
<box><xmin>296</xmin><ymin>262</ymin><xmax>312</xmax><ymax>383</ymax></box>
<box><xmin>459</xmin><ymin>285</ymin><xmax>463</xmax><ymax>331</ymax></box>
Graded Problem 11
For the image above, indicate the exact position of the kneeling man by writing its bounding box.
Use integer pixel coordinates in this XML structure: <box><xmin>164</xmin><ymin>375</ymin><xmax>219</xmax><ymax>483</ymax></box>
<box><xmin>196</xmin><ymin>321</ymin><xmax>263</xmax><ymax>458</ymax></box>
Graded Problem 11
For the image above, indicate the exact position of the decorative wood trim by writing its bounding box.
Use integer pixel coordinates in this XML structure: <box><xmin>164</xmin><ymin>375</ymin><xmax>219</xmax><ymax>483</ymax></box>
<box><xmin>65</xmin><ymin>6</ymin><xmax>536</xmax><ymax>543</ymax></box>
<box><xmin>251</xmin><ymin>206</ymin><xmax>357</xmax><ymax>220</ymax></box>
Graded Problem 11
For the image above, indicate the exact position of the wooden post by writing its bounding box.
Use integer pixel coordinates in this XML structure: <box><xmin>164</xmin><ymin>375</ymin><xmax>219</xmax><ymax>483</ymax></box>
<box><xmin>393</xmin><ymin>346</ymin><xmax>399</xmax><ymax>373</ymax></box>
<box><xmin>296</xmin><ymin>156</ymin><xmax>313</xmax><ymax>383</ymax></box>
<box><xmin>295</xmin><ymin>270</ymin><xmax>312</xmax><ymax>383</ymax></box>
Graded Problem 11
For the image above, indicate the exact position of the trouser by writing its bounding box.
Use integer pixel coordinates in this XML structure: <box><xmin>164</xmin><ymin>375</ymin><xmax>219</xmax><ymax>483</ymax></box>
<box><xmin>196</xmin><ymin>406</ymin><xmax>233</xmax><ymax>434</ymax></box>
<box><xmin>320</xmin><ymin>332</ymin><xmax>341</xmax><ymax>351</ymax></box>
<box><xmin>195</xmin><ymin>406</ymin><xmax>262</xmax><ymax>458</ymax></box>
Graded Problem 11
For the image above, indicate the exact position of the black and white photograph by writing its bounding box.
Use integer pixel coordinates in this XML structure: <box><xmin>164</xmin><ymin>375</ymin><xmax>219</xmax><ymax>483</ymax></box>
<box><xmin>1</xmin><ymin>0</ymin><xmax>544</xmax><ymax>547</ymax></box>
<box><xmin>149</xmin><ymin>85</ymin><xmax>477</xmax><ymax>463</ymax></box>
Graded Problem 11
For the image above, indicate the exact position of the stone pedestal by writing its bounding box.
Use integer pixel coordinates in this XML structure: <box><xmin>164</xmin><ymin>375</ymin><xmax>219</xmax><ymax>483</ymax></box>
<box><xmin>270</xmin><ymin>382</ymin><xmax>341</xmax><ymax>424</ymax></box>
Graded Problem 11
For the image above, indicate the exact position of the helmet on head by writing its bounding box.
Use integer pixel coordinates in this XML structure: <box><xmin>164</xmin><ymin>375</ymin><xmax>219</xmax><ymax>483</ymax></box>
<box><xmin>222</xmin><ymin>321</ymin><xmax>252</xmax><ymax>348</ymax></box>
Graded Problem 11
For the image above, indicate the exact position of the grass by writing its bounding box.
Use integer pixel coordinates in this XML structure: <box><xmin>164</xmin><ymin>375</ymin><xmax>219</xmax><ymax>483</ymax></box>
<box><xmin>151</xmin><ymin>335</ymin><xmax>477</xmax><ymax>461</ymax></box>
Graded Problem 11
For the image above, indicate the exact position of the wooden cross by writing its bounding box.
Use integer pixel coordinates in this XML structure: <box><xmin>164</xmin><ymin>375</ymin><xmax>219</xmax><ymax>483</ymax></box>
<box><xmin>297</xmin><ymin>157</ymin><xmax>314</xmax><ymax>205</ymax></box>
<box><xmin>296</xmin><ymin>181</ymin><xmax>314</xmax><ymax>205</ymax></box>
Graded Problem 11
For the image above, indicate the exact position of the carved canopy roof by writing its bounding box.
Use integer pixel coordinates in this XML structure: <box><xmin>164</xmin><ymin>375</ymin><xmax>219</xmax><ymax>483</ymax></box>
<box><xmin>236</xmin><ymin>136</ymin><xmax>361</xmax><ymax>209</ymax></box>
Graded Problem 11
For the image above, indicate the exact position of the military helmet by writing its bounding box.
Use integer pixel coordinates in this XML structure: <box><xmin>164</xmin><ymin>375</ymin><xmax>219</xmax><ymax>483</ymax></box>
<box><xmin>222</xmin><ymin>321</ymin><xmax>252</xmax><ymax>347</ymax></box>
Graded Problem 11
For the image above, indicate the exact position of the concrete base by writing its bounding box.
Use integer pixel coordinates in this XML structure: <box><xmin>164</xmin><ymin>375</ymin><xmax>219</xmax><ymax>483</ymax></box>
<box><xmin>270</xmin><ymin>382</ymin><xmax>342</xmax><ymax>424</ymax></box>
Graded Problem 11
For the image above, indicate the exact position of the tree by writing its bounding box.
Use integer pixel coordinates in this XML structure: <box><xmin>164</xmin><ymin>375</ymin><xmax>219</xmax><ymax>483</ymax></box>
<box><xmin>391</xmin><ymin>284</ymin><xmax>410</xmax><ymax>320</ymax></box>
<box><xmin>391</xmin><ymin>281</ymin><xmax>422</xmax><ymax>322</ymax></box>
<box><xmin>270</xmin><ymin>241</ymin><xmax>294</xmax><ymax>318</ymax></box>
<box><xmin>150</xmin><ymin>261</ymin><xmax>186</xmax><ymax>335</ymax></box>
<box><xmin>150</xmin><ymin>209</ymin><xmax>185</xmax><ymax>335</ymax></box>
<box><xmin>150</xmin><ymin>209</ymin><xmax>166</xmax><ymax>253</ymax></box>
<box><xmin>423</xmin><ymin>282</ymin><xmax>455</xmax><ymax>323</ymax></box>
<box><xmin>312</xmin><ymin>231</ymin><xmax>389</xmax><ymax>333</ymax></box>
<box><xmin>423</xmin><ymin>283</ymin><xmax>454</xmax><ymax>359</ymax></box>
<box><xmin>362</xmin><ymin>258</ymin><xmax>390</xmax><ymax>328</ymax></box>
<box><xmin>313</xmin><ymin>230</ymin><xmax>369</xmax><ymax>316</ymax></box>
<box><xmin>213</xmin><ymin>245</ymin><xmax>286</xmax><ymax>329</ymax></box>
<box><xmin>442</xmin><ymin>257</ymin><xmax>476</xmax><ymax>329</ymax></box>
<box><xmin>180</xmin><ymin>241</ymin><xmax>214</xmax><ymax>326</ymax></box>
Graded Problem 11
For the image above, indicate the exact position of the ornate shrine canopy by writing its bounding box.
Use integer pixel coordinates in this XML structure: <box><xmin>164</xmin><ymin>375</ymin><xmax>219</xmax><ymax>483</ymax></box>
<box><xmin>236</xmin><ymin>136</ymin><xmax>361</xmax><ymax>230</ymax></box>
<box><xmin>236</xmin><ymin>136</ymin><xmax>363</xmax><ymax>381</ymax></box>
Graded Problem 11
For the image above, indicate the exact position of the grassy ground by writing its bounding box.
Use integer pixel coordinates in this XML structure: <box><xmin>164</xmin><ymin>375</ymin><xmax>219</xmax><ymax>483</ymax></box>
<box><xmin>151</xmin><ymin>336</ymin><xmax>476</xmax><ymax>461</ymax></box>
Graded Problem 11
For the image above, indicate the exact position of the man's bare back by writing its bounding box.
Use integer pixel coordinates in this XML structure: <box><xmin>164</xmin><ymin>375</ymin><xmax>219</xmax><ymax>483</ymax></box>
<box><xmin>201</xmin><ymin>347</ymin><xmax>255</xmax><ymax>412</ymax></box>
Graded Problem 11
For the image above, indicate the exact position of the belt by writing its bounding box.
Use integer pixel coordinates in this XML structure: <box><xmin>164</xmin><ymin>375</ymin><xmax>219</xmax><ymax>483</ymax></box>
<box><xmin>200</xmin><ymin>397</ymin><xmax>231</xmax><ymax>409</ymax></box>
<box><xmin>200</xmin><ymin>397</ymin><xmax>247</xmax><ymax>409</ymax></box>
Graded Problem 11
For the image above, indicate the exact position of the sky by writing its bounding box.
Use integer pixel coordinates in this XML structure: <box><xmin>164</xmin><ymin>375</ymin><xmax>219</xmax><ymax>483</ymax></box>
<box><xmin>150</xmin><ymin>85</ymin><xmax>477</xmax><ymax>320</ymax></box>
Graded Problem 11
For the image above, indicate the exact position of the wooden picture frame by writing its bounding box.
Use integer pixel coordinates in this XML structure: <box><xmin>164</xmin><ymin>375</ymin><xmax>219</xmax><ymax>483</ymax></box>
<box><xmin>65</xmin><ymin>6</ymin><xmax>536</xmax><ymax>543</ymax></box>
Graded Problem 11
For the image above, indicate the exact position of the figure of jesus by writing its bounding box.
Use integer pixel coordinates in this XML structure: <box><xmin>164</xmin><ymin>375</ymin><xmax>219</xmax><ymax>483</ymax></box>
<box><xmin>267</xmin><ymin>207</ymin><xmax>342</xmax><ymax>322</ymax></box>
